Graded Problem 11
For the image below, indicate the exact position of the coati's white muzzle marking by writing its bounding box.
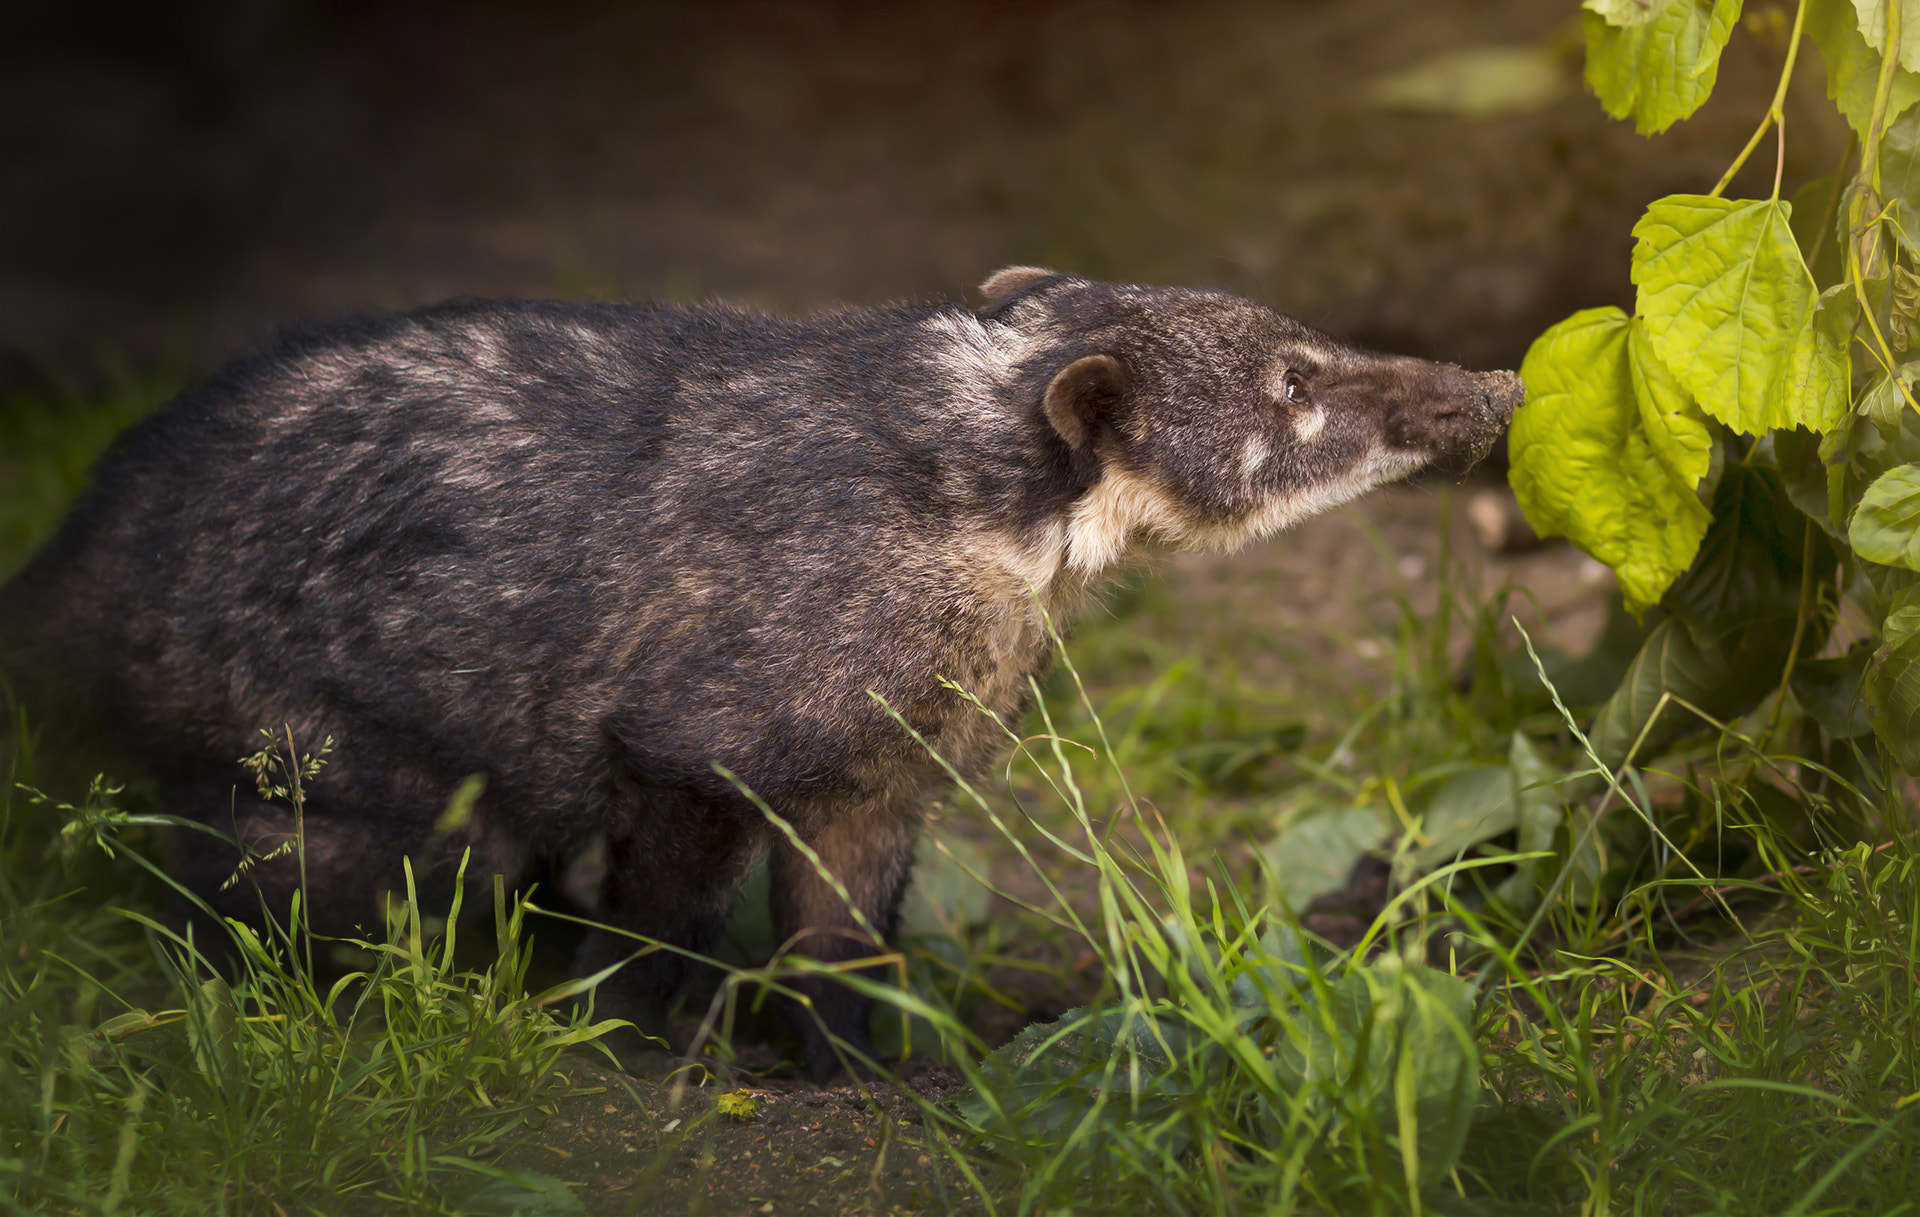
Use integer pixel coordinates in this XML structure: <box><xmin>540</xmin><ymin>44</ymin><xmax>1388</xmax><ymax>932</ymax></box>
<box><xmin>1293</xmin><ymin>405</ymin><xmax>1327</xmax><ymax>443</ymax></box>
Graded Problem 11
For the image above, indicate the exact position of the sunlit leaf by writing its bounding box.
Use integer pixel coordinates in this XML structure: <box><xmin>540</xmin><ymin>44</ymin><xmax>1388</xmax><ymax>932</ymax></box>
<box><xmin>1850</xmin><ymin>463</ymin><xmax>1920</xmax><ymax>568</ymax></box>
<box><xmin>1583</xmin><ymin>0</ymin><xmax>1740</xmax><ymax>134</ymax></box>
<box><xmin>1632</xmin><ymin>194</ymin><xmax>1849</xmax><ymax>435</ymax></box>
<box><xmin>1583</xmin><ymin>0</ymin><xmax>1680</xmax><ymax>27</ymax></box>
<box><xmin>1810</xmin><ymin>0</ymin><xmax>1920</xmax><ymax>134</ymax></box>
<box><xmin>1510</xmin><ymin>307</ymin><xmax>1712</xmax><ymax>615</ymax></box>
<box><xmin>1851</xmin><ymin>0</ymin><xmax>1920</xmax><ymax>73</ymax></box>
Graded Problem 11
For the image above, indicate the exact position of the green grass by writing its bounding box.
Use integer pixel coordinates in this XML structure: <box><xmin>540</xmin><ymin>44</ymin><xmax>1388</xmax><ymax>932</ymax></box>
<box><xmin>4</xmin><ymin>376</ymin><xmax>1918</xmax><ymax>1214</ymax></box>
<box><xmin>0</xmin><ymin>727</ymin><xmax>622</xmax><ymax>1216</ymax></box>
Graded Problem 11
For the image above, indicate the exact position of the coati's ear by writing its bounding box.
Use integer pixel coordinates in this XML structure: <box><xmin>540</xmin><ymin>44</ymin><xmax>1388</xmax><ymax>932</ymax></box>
<box><xmin>1044</xmin><ymin>355</ymin><xmax>1129</xmax><ymax>451</ymax></box>
<box><xmin>979</xmin><ymin>265</ymin><xmax>1060</xmax><ymax>301</ymax></box>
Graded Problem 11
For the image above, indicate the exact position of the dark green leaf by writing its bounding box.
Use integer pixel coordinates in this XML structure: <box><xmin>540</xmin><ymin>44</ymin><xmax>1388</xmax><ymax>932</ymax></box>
<box><xmin>1868</xmin><ymin>627</ymin><xmax>1920</xmax><ymax>772</ymax></box>
<box><xmin>1762</xmin><ymin>427</ymin><xmax>1844</xmax><ymax>537</ymax></box>
<box><xmin>1789</xmin><ymin>175</ymin><xmax>1847</xmax><ymax>290</ymax></box>
<box><xmin>1792</xmin><ymin>644</ymin><xmax>1876</xmax><ymax>738</ymax></box>
<box><xmin>1664</xmin><ymin>464</ymin><xmax>1831</xmax><ymax>643</ymax></box>
<box><xmin>1263</xmin><ymin>807</ymin><xmax>1391</xmax><ymax>908</ymax></box>
<box><xmin>446</xmin><ymin>1168</ymin><xmax>586</xmax><ymax>1217</ymax></box>
<box><xmin>1586</xmin><ymin>615</ymin><xmax>1799</xmax><ymax>775</ymax></box>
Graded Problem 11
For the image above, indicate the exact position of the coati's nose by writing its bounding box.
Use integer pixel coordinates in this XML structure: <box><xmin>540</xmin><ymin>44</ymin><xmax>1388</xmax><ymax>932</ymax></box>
<box><xmin>1475</xmin><ymin>370</ymin><xmax>1524</xmax><ymax>423</ymax></box>
<box><xmin>1392</xmin><ymin>364</ymin><xmax>1521</xmax><ymax>465</ymax></box>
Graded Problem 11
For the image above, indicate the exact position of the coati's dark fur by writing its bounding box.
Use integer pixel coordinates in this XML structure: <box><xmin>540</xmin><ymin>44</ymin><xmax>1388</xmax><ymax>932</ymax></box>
<box><xmin>0</xmin><ymin>268</ymin><xmax>1520</xmax><ymax>1076</ymax></box>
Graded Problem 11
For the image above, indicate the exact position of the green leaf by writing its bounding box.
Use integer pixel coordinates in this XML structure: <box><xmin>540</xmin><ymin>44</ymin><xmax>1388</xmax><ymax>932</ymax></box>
<box><xmin>1810</xmin><ymin>0</ymin><xmax>1920</xmax><ymax>134</ymax></box>
<box><xmin>1582</xmin><ymin>0</ymin><xmax>1740</xmax><ymax>134</ymax></box>
<box><xmin>1510</xmin><ymin>307</ymin><xmax>1713</xmax><ymax>614</ymax></box>
<box><xmin>959</xmin><ymin>1004</ymin><xmax>1192</xmax><ymax>1148</ymax></box>
<box><xmin>1632</xmin><ymin>195</ymin><xmax>1850</xmax><ymax>435</ymax></box>
<box><xmin>1584</xmin><ymin>0</ymin><xmax>1680</xmax><ymax>27</ymax></box>
<box><xmin>1272</xmin><ymin>964</ymin><xmax>1479</xmax><ymax>1189</ymax></box>
<box><xmin>1407</xmin><ymin>766</ymin><xmax>1523</xmax><ymax>873</ymax></box>
<box><xmin>445</xmin><ymin>1166</ymin><xmax>586</xmax><ymax>1217</ymax></box>
<box><xmin>1367</xmin><ymin>47</ymin><xmax>1565</xmax><ymax>119</ymax></box>
<box><xmin>1585</xmin><ymin>615</ymin><xmax>1798</xmax><ymax>775</ymax></box>
<box><xmin>1764</xmin><ymin>427</ymin><xmax>1845</xmax><ymax>536</ymax></box>
<box><xmin>1494</xmin><ymin>734</ymin><xmax>1566</xmax><ymax>910</ymax></box>
<box><xmin>1868</xmin><ymin>628</ymin><xmax>1920</xmax><ymax>772</ymax></box>
<box><xmin>1880</xmin><ymin>106</ymin><xmax>1920</xmax><ymax>257</ymax></box>
<box><xmin>1792</xmin><ymin>644</ymin><xmax>1876</xmax><ymax>738</ymax></box>
<box><xmin>1262</xmin><ymin>807</ymin><xmax>1391</xmax><ymax>908</ymax></box>
<box><xmin>1849</xmin><ymin>463</ymin><xmax>1920</xmax><ymax>568</ymax></box>
<box><xmin>1664</xmin><ymin>464</ymin><xmax>1830</xmax><ymax>643</ymax></box>
<box><xmin>1788</xmin><ymin>175</ymin><xmax>1847</xmax><ymax>290</ymax></box>
<box><xmin>1857</xmin><ymin>363</ymin><xmax>1920</xmax><ymax>433</ymax></box>
<box><xmin>1851</xmin><ymin>0</ymin><xmax>1920</xmax><ymax>74</ymax></box>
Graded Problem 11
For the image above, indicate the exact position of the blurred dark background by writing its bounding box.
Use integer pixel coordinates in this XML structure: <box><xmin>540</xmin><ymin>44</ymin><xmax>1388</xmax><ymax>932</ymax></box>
<box><xmin>0</xmin><ymin>0</ymin><xmax>1837</xmax><ymax>394</ymax></box>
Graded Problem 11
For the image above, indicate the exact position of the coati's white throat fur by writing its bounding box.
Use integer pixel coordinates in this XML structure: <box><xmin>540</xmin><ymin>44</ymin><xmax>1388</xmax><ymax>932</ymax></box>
<box><xmin>1062</xmin><ymin>447</ymin><xmax>1430</xmax><ymax>575</ymax></box>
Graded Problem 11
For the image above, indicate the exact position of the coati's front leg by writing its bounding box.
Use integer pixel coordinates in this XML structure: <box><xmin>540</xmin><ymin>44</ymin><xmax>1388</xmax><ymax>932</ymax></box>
<box><xmin>769</xmin><ymin>802</ymin><xmax>919</xmax><ymax>1079</ymax></box>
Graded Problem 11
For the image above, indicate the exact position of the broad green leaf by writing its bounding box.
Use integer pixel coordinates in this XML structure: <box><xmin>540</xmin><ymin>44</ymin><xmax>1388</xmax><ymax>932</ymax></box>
<box><xmin>1850</xmin><ymin>463</ymin><xmax>1920</xmax><ymax>567</ymax></box>
<box><xmin>1788</xmin><ymin>175</ymin><xmax>1846</xmax><ymax>289</ymax></box>
<box><xmin>1583</xmin><ymin>0</ymin><xmax>1740</xmax><ymax>134</ymax></box>
<box><xmin>1628</xmin><ymin>315</ymin><xmax>1715</xmax><ymax>489</ymax></box>
<box><xmin>1868</xmin><ymin>628</ymin><xmax>1920</xmax><ymax>771</ymax></box>
<box><xmin>1792</xmin><ymin>644</ymin><xmax>1876</xmax><ymax>737</ymax></box>
<box><xmin>1810</xmin><ymin>0</ymin><xmax>1920</xmax><ymax>134</ymax></box>
<box><xmin>1880</xmin><ymin>107</ymin><xmax>1920</xmax><ymax>255</ymax></box>
<box><xmin>1584</xmin><ymin>0</ymin><xmax>1679</xmax><ymax>27</ymax></box>
<box><xmin>1407</xmin><ymin>766</ymin><xmax>1519</xmax><ymax>872</ymax></box>
<box><xmin>1585</xmin><ymin>615</ymin><xmax>1798</xmax><ymax>775</ymax></box>
<box><xmin>1883</xmin><ymin>581</ymin><xmax>1920</xmax><ymax>646</ymax></box>
<box><xmin>959</xmin><ymin>1004</ymin><xmax>1192</xmax><ymax>1149</ymax></box>
<box><xmin>1632</xmin><ymin>195</ymin><xmax>1850</xmax><ymax>435</ymax></box>
<box><xmin>1262</xmin><ymin>806</ymin><xmax>1389</xmax><ymax>908</ymax></box>
<box><xmin>1664</xmin><ymin>464</ymin><xmax>1831</xmax><ymax>643</ymax></box>
<box><xmin>1763</xmin><ymin>427</ymin><xmax>1844</xmax><ymax>536</ymax></box>
<box><xmin>1510</xmin><ymin>307</ymin><xmax>1712</xmax><ymax>614</ymax></box>
<box><xmin>1263</xmin><ymin>963</ymin><xmax>1478</xmax><ymax>1188</ymax></box>
<box><xmin>1858</xmin><ymin>363</ymin><xmax>1920</xmax><ymax>434</ymax></box>
<box><xmin>447</xmin><ymin>1167</ymin><xmax>587</xmax><ymax>1217</ymax></box>
<box><xmin>1852</xmin><ymin>0</ymin><xmax>1920</xmax><ymax>74</ymax></box>
<box><xmin>1494</xmin><ymin>733</ymin><xmax>1565</xmax><ymax>909</ymax></box>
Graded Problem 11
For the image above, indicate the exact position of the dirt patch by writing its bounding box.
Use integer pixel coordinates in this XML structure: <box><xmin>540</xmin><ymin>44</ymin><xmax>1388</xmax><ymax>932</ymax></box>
<box><xmin>499</xmin><ymin>1058</ymin><xmax>974</xmax><ymax>1216</ymax></box>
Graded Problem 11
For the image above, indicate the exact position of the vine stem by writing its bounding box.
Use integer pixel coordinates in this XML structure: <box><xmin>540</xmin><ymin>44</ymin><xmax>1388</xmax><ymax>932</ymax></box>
<box><xmin>1850</xmin><ymin>0</ymin><xmax>1912</xmax><ymax>405</ymax></box>
<box><xmin>1712</xmin><ymin>0</ymin><xmax>1809</xmax><ymax>201</ymax></box>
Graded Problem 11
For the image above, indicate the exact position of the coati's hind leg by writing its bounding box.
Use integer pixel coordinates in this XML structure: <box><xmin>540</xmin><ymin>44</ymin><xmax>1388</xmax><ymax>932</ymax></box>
<box><xmin>167</xmin><ymin>780</ymin><xmax>481</xmax><ymax>950</ymax></box>
<box><xmin>769</xmin><ymin>803</ymin><xmax>919</xmax><ymax>1079</ymax></box>
<box><xmin>574</xmin><ymin>789</ymin><xmax>764</xmax><ymax>1058</ymax></box>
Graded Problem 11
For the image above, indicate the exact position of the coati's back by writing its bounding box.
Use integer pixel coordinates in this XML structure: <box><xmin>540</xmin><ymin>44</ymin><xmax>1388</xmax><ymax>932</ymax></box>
<box><xmin>0</xmin><ymin>295</ymin><xmax>1069</xmax><ymax>808</ymax></box>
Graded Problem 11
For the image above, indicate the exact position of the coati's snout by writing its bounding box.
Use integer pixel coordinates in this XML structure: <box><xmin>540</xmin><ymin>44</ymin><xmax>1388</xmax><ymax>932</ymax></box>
<box><xmin>1372</xmin><ymin>360</ymin><xmax>1523</xmax><ymax>467</ymax></box>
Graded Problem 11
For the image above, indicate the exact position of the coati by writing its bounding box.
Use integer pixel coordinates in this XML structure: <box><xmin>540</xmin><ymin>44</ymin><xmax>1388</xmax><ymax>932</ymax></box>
<box><xmin>0</xmin><ymin>267</ymin><xmax>1521</xmax><ymax>1077</ymax></box>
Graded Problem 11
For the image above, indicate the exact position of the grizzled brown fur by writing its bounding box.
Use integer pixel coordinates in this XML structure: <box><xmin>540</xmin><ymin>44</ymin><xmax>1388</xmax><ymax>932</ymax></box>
<box><xmin>0</xmin><ymin>269</ymin><xmax>1520</xmax><ymax>1077</ymax></box>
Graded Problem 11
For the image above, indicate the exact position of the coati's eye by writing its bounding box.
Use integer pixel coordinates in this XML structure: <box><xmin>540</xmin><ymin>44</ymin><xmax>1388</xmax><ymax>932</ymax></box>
<box><xmin>1284</xmin><ymin>372</ymin><xmax>1309</xmax><ymax>405</ymax></box>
